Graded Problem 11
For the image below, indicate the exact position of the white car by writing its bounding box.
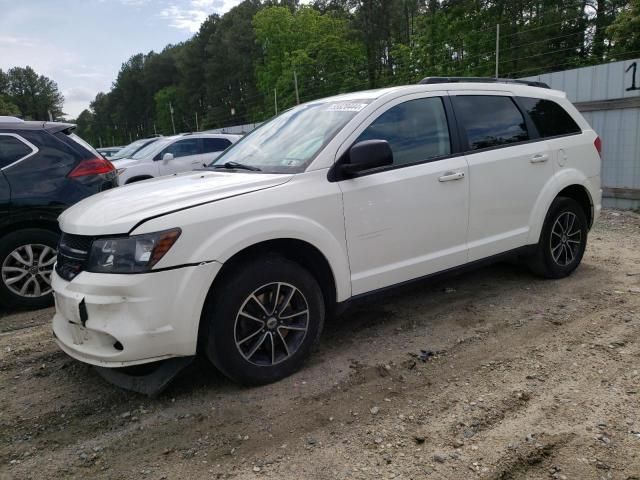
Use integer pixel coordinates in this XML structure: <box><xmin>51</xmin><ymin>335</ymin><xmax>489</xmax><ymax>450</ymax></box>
<box><xmin>113</xmin><ymin>133</ymin><xmax>241</xmax><ymax>185</ymax></box>
<box><xmin>52</xmin><ymin>79</ymin><xmax>601</xmax><ymax>389</ymax></box>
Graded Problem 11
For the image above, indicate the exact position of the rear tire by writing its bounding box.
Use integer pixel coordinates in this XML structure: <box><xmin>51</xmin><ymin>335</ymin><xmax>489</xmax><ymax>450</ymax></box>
<box><xmin>202</xmin><ymin>256</ymin><xmax>325</xmax><ymax>385</ymax></box>
<box><xmin>0</xmin><ymin>229</ymin><xmax>59</xmax><ymax>309</ymax></box>
<box><xmin>528</xmin><ymin>197</ymin><xmax>588</xmax><ymax>279</ymax></box>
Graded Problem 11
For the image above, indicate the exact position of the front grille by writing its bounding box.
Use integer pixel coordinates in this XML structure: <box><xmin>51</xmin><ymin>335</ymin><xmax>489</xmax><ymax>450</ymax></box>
<box><xmin>56</xmin><ymin>233</ymin><xmax>93</xmax><ymax>281</ymax></box>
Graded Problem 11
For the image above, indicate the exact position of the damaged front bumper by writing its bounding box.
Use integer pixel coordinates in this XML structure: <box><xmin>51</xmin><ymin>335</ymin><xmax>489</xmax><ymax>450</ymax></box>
<box><xmin>51</xmin><ymin>261</ymin><xmax>221</xmax><ymax>368</ymax></box>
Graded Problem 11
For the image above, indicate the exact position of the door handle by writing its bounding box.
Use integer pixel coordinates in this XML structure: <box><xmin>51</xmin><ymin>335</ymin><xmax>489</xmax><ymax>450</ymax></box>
<box><xmin>530</xmin><ymin>153</ymin><xmax>549</xmax><ymax>163</ymax></box>
<box><xmin>438</xmin><ymin>171</ymin><xmax>465</xmax><ymax>182</ymax></box>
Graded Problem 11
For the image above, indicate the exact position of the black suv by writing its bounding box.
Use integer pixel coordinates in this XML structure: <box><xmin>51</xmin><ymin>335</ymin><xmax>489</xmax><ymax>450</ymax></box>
<box><xmin>0</xmin><ymin>118</ymin><xmax>118</xmax><ymax>309</ymax></box>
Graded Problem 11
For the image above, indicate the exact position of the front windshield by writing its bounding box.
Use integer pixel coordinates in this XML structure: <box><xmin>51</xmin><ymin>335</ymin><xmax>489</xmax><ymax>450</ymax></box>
<box><xmin>131</xmin><ymin>137</ymin><xmax>174</xmax><ymax>160</ymax></box>
<box><xmin>210</xmin><ymin>100</ymin><xmax>371</xmax><ymax>173</ymax></box>
<box><xmin>113</xmin><ymin>138</ymin><xmax>156</xmax><ymax>160</ymax></box>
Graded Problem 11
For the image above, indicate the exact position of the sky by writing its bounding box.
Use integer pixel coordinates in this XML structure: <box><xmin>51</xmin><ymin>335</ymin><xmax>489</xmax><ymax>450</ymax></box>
<box><xmin>0</xmin><ymin>0</ymin><xmax>242</xmax><ymax>118</ymax></box>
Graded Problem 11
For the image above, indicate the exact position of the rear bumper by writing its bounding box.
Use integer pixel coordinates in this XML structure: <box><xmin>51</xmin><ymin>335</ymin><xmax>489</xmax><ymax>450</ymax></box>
<box><xmin>52</xmin><ymin>261</ymin><xmax>221</xmax><ymax>368</ymax></box>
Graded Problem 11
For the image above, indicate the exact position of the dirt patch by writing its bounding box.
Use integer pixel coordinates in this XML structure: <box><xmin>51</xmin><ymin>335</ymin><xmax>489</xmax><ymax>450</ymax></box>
<box><xmin>1</xmin><ymin>209</ymin><xmax>639</xmax><ymax>480</ymax></box>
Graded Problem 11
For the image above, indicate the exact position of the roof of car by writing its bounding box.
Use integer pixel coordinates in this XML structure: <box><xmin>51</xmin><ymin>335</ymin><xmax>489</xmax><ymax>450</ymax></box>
<box><xmin>319</xmin><ymin>81</ymin><xmax>566</xmax><ymax>103</ymax></box>
<box><xmin>0</xmin><ymin>120</ymin><xmax>76</xmax><ymax>133</ymax></box>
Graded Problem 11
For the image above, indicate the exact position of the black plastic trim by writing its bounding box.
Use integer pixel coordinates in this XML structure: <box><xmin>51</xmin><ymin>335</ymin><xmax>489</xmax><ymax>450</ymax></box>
<box><xmin>337</xmin><ymin>244</ymin><xmax>537</xmax><ymax>311</ymax></box>
<box><xmin>418</xmin><ymin>77</ymin><xmax>550</xmax><ymax>89</ymax></box>
<box><xmin>512</xmin><ymin>96</ymin><xmax>541</xmax><ymax>140</ymax></box>
<box><xmin>94</xmin><ymin>356</ymin><xmax>195</xmax><ymax>396</ymax></box>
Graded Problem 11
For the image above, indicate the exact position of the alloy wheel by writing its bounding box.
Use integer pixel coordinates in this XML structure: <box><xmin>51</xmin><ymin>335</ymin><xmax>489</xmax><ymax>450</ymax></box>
<box><xmin>1</xmin><ymin>244</ymin><xmax>56</xmax><ymax>298</ymax></box>
<box><xmin>549</xmin><ymin>211</ymin><xmax>582</xmax><ymax>267</ymax></box>
<box><xmin>234</xmin><ymin>282</ymin><xmax>310</xmax><ymax>366</ymax></box>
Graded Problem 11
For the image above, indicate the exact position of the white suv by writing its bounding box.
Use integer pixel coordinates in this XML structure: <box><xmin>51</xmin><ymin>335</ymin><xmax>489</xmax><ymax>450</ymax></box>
<box><xmin>112</xmin><ymin>132</ymin><xmax>241</xmax><ymax>185</ymax></box>
<box><xmin>52</xmin><ymin>79</ymin><xmax>601</xmax><ymax>388</ymax></box>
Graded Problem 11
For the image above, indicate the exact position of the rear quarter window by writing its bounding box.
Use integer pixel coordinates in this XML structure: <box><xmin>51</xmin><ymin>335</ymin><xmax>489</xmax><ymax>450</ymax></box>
<box><xmin>518</xmin><ymin>97</ymin><xmax>581</xmax><ymax>138</ymax></box>
<box><xmin>203</xmin><ymin>138</ymin><xmax>232</xmax><ymax>153</ymax></box>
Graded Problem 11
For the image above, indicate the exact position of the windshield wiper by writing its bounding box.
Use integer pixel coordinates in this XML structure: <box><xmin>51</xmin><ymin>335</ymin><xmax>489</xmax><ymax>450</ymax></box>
<box><xmin>211</xmin><ymin>161</ymin><xmax>261</xmax><ymax>172</ymax></box>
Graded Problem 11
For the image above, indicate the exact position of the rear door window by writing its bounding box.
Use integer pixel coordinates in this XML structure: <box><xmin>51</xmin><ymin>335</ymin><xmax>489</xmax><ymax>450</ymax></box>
<box><xmin>518</xmin><ymin>97</ymin><xmax>581</xmax><ymax>138</ymax></box>
<box><xmin>453</xmin><ymin>95</ymin><xmax>529</xmax><ymax>151</ymax></box>
<box><xmin>0</xmin><ymin>134</ymin><xmax>35</xmax><ymax>168</ymax></box>
<box><xmin>203</xmin><ymin>138</ymin><xmax>231</xmax><ymax>153</ymax></box>
<box><xmin>164</xmin><ymin>138</ymin><xmax>201</xmax><ymax>158</ymax></box>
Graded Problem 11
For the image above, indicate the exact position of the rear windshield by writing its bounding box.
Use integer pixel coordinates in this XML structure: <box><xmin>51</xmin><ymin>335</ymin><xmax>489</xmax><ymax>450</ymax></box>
<box><xmin>68</xmin><ymin>133</ymin><xmax>101</xmax><ymax>158</ymax></box>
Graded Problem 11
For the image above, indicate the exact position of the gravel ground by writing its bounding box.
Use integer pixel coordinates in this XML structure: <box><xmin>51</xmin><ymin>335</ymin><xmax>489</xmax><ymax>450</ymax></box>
<box><xmin>1</xmin><ymin>209</ymin><xmax>639</xmax><ymax>480</ymax></box>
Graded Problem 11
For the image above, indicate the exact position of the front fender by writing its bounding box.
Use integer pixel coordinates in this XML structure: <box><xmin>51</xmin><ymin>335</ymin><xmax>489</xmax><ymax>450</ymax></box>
<box><xmin>190</xmin><ymin>213</ymin><xmax>352</xmax><ymax>302</ymax></box>
<box><xmin>527</xmin><ymin>169</ymin><xmax>597</xmax><ymax>245</ymax></box>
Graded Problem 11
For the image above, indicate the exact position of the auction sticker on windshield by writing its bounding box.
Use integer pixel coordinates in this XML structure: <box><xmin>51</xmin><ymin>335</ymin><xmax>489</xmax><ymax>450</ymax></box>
<box><xmin>326</xmin><ymin>103</ymin><xmax>368</xmax><ymax>112</ymax></box>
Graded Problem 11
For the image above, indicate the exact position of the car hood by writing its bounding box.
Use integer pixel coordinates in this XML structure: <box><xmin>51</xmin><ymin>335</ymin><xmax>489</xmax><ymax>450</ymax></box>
<box><xmin>59</xmin><ymin>170</ymin><xmax>293</xmax><ymax>236</ymax></box>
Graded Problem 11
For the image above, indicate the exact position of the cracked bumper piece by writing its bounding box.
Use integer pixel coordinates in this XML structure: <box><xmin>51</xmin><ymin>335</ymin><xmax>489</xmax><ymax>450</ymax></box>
<box><xmin>52</xmin><ymin>261</ymin><xmax>221</xmax><ymax>368</ymax></box>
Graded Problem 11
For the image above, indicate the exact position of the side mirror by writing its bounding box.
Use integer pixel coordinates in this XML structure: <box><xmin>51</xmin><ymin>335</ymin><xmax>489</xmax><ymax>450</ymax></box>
<box><xmin>340</xmin><ymin>140</ymin><xmax>393</xmax><ymax>176</ymax></box>
<box><xmin>162</xmin><ymin>152</ymin><xmax>174</xmax><ymax>162</ymax></box>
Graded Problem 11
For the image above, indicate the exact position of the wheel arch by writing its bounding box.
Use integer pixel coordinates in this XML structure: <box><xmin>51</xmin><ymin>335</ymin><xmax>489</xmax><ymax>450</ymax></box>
<box><xmin>0</xmin><ymin>218</ymin><xmax>59</xmax><ymax>240</ymax></box>
<box><xmin>196</xmin><ymin>237</ymin><xmax>341</xmax><ymax>354</ymax></box>
<box><xmin>528</xmin><ymin>170</ymin><xmax>596</xmax><ymax>245</ymax></box>
<box><xmin>556</xmin><ymin>184</ymin><xmax>593</xmax><ymax>228</ymax></box>
<box><xmin>210</xmin><ymin>238</ymin><xmax>338</xmax><ymax>313</ymax></box>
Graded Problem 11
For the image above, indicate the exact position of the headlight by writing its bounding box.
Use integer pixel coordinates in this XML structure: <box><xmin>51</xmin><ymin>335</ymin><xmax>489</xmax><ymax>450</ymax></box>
<box><xmin>87</xmin><ymin>228</ymin><xmax>181</xmax><ymax>274</ymax></box>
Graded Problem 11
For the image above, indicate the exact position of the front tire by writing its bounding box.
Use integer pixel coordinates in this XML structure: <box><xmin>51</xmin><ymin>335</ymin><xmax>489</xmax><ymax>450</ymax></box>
<box><xmin>202</xmin><ymin>256</ymin><xmax>325</xmax><ymax>385</ymax></box>
<box><xmin>0</xmin><ymin>229</ymin><xmax>59</xmax><ymax>309</ymax></box>
<box><xmin>528</xmin><ymin>197</ymin><xmax>588</xmax><ymax>279</ymax></box>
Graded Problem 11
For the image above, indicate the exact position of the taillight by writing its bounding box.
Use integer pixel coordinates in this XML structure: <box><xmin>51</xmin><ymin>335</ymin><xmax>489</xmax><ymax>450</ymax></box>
<box><xmin>594</xmin><ymin>136</ymin><xmax>602</xmax><ymax>158</ymax></box>
<box><xmin>68</xmin><ymin>157</ymin><xmax>115</xmax><ymax>178</ymax></box>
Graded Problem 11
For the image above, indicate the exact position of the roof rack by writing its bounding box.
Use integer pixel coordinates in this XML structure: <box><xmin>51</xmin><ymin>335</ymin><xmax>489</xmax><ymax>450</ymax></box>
<box><xmin>418</xmin><ymin>76</ymin><xmax>550</xmax><ymax>89</ymax></box>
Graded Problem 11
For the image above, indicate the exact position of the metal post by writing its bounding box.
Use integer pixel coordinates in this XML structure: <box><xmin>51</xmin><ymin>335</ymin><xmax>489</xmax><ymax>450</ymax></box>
<box><xmin>99</xmin><ymin>136</ymin><xmax>103</xmax><ymax>148</ymax></box>
<box><xmin>169</xmin><ymin>102</ymin><xmax>176</xmax><ymax>135</ymax></box>
<box><xmin>274</xmin><ymin>88</ymin><xmax>278</xmax><ymax>115</ymax></box>
<box><xmin>153</xmin><ymin>123</ymin><xmax>157</xmax><ymax>136</ymax></box>
<box><xmin>495</xmin><ymin>24</ymin><xmax>500</xmax><ymax>79</ymax></box>
<box><xmin>195</xmin><ymin>111</ymin><xmax>199</xmax><ymax>131</ymax></box>
<box><xmin>293</xmin><ymin>71</ymin><xmax>300</xmax><ymax>105</ymax></box>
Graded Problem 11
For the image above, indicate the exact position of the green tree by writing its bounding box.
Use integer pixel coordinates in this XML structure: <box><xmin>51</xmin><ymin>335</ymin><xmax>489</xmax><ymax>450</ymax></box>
<box><xmin>74</xmin><ymin>109</ymin><xmax>95</xmax><ymax>145</ymax></box>
<box><xmin>253</xmin><ymin>6</ymin><xmax>366</xmax><ymax>112</ymax></box>
<box><xmin>202</xmin><ymin>0</ymin><xmax>264</xmax><ymax>128</ymax></box>
<box><xmin>0</xmin><ymin>98</ymin><xmax>20</xmax><ymax>116</ymax></box>
<box><xmin>154</xmin><ymin>86</ymin><xmax>180</xmax><ymax>135</ymax></box>
<box><xmin>3</xmin><ymin>66</ymin><xmax>64</xmax><ymax>120</ymax></box>
<box><xmin>0</xmin><ymin>70</ymin><xmax>20</xmax><ymax>116</ymax></box>
<box><xmin>608</xmin><ymin>0</ymin><xmax>640</xmax><ymax>55</ymax></box>
<box><xmin>79</xmin><ymin>0</ymin><xmax>638</xmax><ymax>141</ymax></box>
